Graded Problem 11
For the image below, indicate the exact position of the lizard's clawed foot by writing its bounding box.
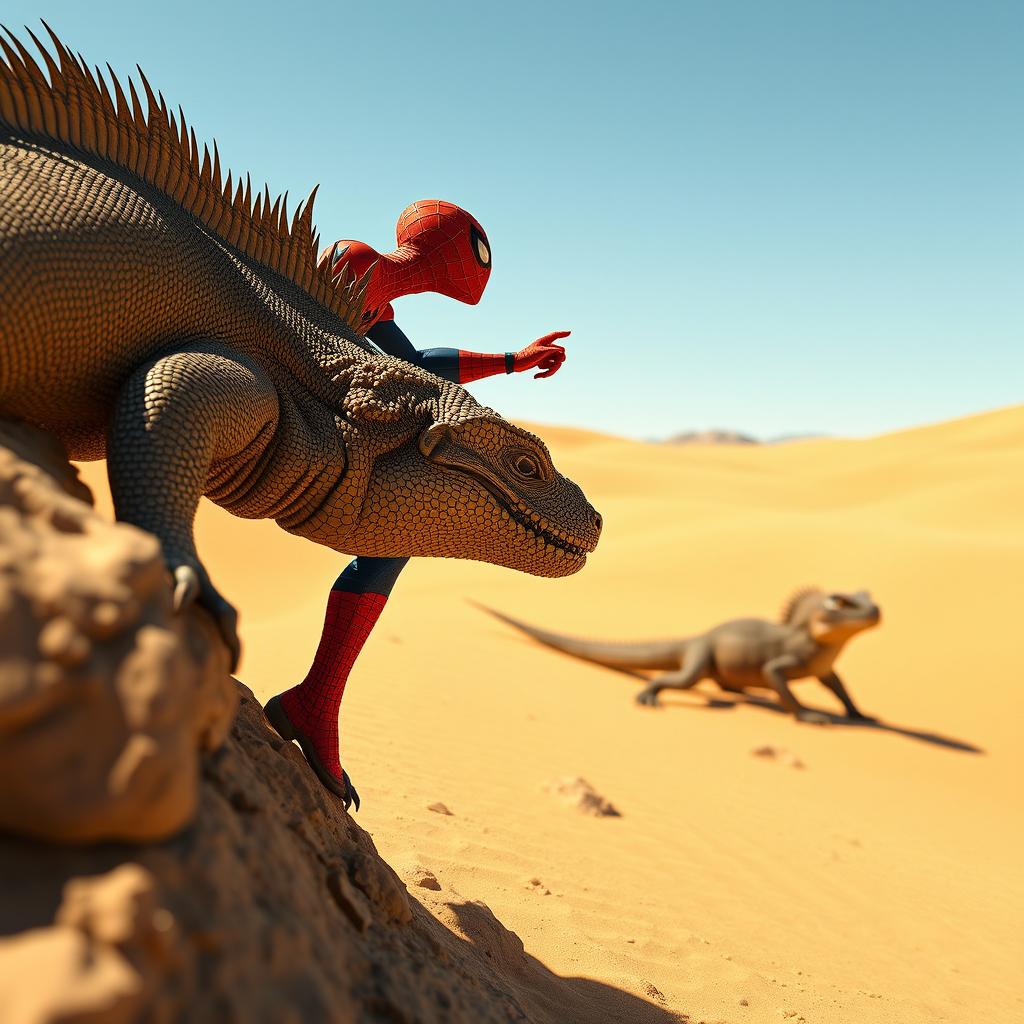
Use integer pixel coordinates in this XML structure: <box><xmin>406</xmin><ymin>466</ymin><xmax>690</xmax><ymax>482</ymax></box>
<box><xmin>341</xmin><ymin>772</ymin><xmax>361</xmax><ymax>813</ymax></box>
<box><xmin>263</xmin><ymin>695</ymin><xmax>361</xmax><ymax>812</ymax></box>
<box><xmin>171</xmin><ymin>563</ymin><xmax>241</xmax><ymax>672</ymax></box>
<box><xmin>796</xmin><ymin>709</ymin><xmax>830</xmax><ymax>725</ymax></box>
<box><xmin>635</xmin><ymin>687</ymin><xmax>662</xmax><ymax>707</ymax></box>
<box><xmin>847</xmin><ymin>710</ymin><xmax>878</xmax><ymax>723</ymax></box>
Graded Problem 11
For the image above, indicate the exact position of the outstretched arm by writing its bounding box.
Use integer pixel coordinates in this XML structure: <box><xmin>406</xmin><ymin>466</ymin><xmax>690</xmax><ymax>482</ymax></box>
<box><xmin>367</xmin><ymin>321</ymin><xmax>569</xmax><ymax>385</ymax></box>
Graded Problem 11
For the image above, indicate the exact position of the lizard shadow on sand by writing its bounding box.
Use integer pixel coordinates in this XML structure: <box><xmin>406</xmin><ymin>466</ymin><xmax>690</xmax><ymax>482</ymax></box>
<box><xmin>600</xmin><ymin>665</ymin><xmax>985</xmax><ymax>755</ymax></box>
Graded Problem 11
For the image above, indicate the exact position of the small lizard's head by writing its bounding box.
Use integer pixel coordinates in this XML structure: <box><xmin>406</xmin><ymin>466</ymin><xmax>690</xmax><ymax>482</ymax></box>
<box><xmin>808</xmin><ymin>590</ymin><xmax>881</xmax><ymax>643</ymax></box>
<box><xmin>312</xmin><ymin>406</ymin><xmax>601</xmax><ymax>577</ymax></box>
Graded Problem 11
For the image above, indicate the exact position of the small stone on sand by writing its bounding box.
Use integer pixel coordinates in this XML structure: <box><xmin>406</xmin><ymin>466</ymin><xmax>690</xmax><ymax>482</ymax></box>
<box><xmin>751</xmin><ymin>745</ymin><xmax>806</xmax><ymax>769</ymax></box>
<box><xmin>545</xmin><ymin>777</ymin><xmax>621</xmax><ymax>817</ymax></box>
<box><xmin>410</xmin><ymin>867</ymin><xmax>441</xmax><ymax>891</ymax></box>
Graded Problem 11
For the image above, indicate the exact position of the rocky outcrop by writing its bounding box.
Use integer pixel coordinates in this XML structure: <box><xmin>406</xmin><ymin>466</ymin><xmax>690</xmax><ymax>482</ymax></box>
<box><xmin>0</xmin><ymin>687</ymin><xmax>539</xmax><ymax>1022</ymax></box>
<box><xmin>0</xmin><ymin>685</ymin><xmax>689</xmax><ymax>1024</ymax></box>
<box><xmin>0</xmin><ymin>421</ymin><xmax>236</xmax><ymax>842</ymax></box>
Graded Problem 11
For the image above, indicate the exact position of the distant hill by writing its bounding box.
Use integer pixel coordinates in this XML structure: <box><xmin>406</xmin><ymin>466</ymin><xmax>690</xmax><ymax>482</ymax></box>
<box><xmin>664</xmin><ymin>429</ymin><xmax>826</xmax><ymax>445</ymax></box>
<box><xmin>665</xmin><ymin>429</ymin><xmax>759</xmax><ymax>445</ymax></box>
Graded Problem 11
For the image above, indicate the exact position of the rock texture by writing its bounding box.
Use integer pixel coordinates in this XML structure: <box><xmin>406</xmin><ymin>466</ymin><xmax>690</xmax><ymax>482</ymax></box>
<box><xmin>0</xmin><ymin>421</ymin><xmax>236</xmax><ymax>842</ymax></box>
<box><xmin>0</xmin><ymin>686</ymin><xmax>579</xmax><ymax>1023</ymax></box>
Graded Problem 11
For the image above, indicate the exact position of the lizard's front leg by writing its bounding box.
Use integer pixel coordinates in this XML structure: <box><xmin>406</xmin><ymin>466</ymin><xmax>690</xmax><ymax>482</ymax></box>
<box><xmin>763</xmin><ymin>656</ymin><xmax>829</xmax><ymax>724</ymax></box>
<box><xmin>819</xmin><ymin>671</ymin><xmax>874</xmax><ymax>721</ymax></box>
<box><xmin>108</xmin><ymin>343</ymin><xmax>279</xmax><ymax>669</ymax></box>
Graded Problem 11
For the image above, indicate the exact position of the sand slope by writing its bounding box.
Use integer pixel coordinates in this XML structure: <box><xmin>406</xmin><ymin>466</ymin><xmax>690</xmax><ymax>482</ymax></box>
<box><xmin>77</xmin><ymin>404</ymin><xmax>1024</xmax><ymax>1023</ymax></box>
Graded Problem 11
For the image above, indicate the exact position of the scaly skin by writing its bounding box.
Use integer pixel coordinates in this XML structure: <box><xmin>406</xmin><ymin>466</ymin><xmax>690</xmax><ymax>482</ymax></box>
<box><xmin>0</xmin><ymin>27</ymin><xmax>601</xmax><ymax>668</ymax></box>
<box><xmin>481</xmin><ymin>589</ymin><xmax>881</xmax><ymax>723</ymax></box>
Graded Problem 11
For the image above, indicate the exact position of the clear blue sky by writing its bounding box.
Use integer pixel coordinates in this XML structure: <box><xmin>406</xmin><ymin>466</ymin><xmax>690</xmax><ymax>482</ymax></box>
<box><xmin>8</xmin><ymin>1</ymin><xmax>1022</xmax><ymax>438</ymax></box>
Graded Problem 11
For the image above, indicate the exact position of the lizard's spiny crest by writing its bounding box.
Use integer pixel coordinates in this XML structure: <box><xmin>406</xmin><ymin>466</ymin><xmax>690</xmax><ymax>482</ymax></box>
<box><xmin>0</xmin><ymin>22</ymin><xmax>369</xmax><ymax>329</ymax></box>
<box><xmin>779</xmin><ymin>587</ymin><xmax>824</xmax><ymax>626</ymax></box>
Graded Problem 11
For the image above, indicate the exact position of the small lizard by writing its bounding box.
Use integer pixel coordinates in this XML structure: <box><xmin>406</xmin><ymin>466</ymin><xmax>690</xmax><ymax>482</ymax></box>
<box><xmin>480</xmin><ymin>588</ymin><xmax>881</xmax><ymax>723</ymax></box>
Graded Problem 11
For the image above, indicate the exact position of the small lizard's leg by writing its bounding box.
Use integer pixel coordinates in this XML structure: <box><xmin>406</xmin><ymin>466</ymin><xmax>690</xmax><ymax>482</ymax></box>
<box><xmin>108</xmin><ymin>343</ymin><xmax>279</xmax><ymax>669</ymax></box>
<box><xmin>636</xmin><ymin>642</ymin><xmax>710</xmax><ymax>707</ymax></box>
<box><xmin>819</xmin><ymin>671</ymin><xmax>874</xmax><ymax>720</ymax></box>
<box><xmin>763</xmin><ymin>656</ymin><xmax>829</xmax><ymax>724</ymax></box>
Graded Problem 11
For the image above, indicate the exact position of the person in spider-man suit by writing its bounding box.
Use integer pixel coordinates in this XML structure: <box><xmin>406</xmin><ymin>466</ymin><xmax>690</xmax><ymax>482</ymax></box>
<box><xmin>264</xmin><ymin>199</ymin><xmax>568</xmax><ymax>810</ymax></box>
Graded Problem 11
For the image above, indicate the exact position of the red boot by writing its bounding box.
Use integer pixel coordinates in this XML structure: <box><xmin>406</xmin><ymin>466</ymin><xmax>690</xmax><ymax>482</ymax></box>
<box><xmin>265</xmin><ymin>589</ymin><xmax>388</xmax><ymax>810</ymax></box>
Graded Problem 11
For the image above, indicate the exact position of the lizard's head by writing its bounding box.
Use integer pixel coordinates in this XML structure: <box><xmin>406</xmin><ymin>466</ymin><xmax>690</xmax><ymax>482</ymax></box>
<box><xmin>279</xmin><ymin>358</ymin><xmax>600</xmax><ymax>575</ymax></box>
<box><xmin>407</xmin><ymin>415</ymin><xmax>601</xmax><ymax>575</ymax></box>
<box><xmin>807</xmin><ymin>590</ymin><xmax>881</xmax><ymax>643</ymax></box>
<box><xmin>293</xmin><ymin>390</ymin><xmax>602</xmax><ymax>576</ymax></box>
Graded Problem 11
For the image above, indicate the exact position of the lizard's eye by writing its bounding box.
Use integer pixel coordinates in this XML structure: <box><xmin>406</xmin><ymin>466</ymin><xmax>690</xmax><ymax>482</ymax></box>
<box><xmin>824</xmin><ymin>595</ymin><xmax>852</xmax><ymax>611</ymax></box>
<box><xmin>512</xmin><ymin>454</ymin><xmax>539</xmax><ymax>479</ymax></box>
<box><xmin>504</xmin><ymin>446</ymin><xmax>550</xmax><ymax>484</ymax></box>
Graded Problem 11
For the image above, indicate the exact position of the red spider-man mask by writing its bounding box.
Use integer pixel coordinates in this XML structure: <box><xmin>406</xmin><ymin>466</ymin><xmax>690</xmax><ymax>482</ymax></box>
<box><xmin>322</xmin><ymin>200</ymin><xmax>491</xmax><ymax>312</ymax></box>
<box><xmin>388</xmin><ymin>199</ymin><xmax>492</xmax><ymax>305</ymax></box>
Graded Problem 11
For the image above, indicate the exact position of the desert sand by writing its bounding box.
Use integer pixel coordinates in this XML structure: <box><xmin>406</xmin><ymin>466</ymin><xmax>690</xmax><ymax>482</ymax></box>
<box><xmin>76</xmin><ymin>404</ymin><xmax>1024</xmax><ymax>1023</ymax></box>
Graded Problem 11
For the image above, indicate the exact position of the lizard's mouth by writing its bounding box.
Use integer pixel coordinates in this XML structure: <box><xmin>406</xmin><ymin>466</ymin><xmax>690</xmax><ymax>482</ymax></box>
<box><xmin>447</xmin><ymin>467</ymin><xmax>594</xmax><ymax>565</ymax></box>
<box><xmin>501</xmin><ymin>494</ymin><xmax>590</xmax><ymax>561</ymax></box>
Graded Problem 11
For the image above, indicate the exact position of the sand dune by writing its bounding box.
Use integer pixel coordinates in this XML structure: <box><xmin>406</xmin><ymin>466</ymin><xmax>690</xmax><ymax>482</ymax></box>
<box><xmin>76</xmin><ymin>404</ymin><xmax>1024</xmax><ymax>1023</ymax></box>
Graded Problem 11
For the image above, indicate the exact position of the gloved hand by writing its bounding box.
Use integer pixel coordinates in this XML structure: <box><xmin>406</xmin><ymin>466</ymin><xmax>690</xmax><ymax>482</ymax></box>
<box><xmin>513</xmin><ymin>331</ymin><xmax>570</xmax><ymax>379</ymax></box>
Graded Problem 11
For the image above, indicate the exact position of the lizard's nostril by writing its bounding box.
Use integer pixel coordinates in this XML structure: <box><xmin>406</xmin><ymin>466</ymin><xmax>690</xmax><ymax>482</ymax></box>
<box><xmin>593</xmin><ymin>511</ymin><xmax>603</xmax><ymax>532</ymax></box>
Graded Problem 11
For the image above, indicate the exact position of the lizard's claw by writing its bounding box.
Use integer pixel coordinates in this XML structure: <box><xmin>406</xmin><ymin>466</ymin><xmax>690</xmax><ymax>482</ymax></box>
<box><xmin>635</xmin><ymin>687</ymin><xmax>662</xmax><ymax>707</ymax></box>
<box><xmin>170</xmin><ymin>562</ymin><xmax>241</xmax><ymax>672</ymax></box>
<box><xmin>172</xmin><ymin>564</ymin><xmax>200</xmax><ymax>611</ymax></box>
<box><xmin>342</xmin><ymin>771</ymin><xmax>361</xmax><ymax>813</ymax></box>
<box><xmin>848</xmin><ymin>710</ymin><xmax>878</xmax><ymax>724</ymax></box>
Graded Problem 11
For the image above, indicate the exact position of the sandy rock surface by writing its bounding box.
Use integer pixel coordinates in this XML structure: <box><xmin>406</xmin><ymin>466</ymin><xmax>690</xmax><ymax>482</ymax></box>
<box><xmin>0</xmin><ymin>685</ymin><xmax>679</xmax><ymax>1023</ymax></box>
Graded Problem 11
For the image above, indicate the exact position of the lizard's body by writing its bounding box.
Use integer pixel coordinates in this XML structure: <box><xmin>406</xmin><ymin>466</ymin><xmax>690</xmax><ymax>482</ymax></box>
<box><xmin>483</xmin><ymin>589</ymin><xmax>881</xmax><ymax>723</ymax></box>
<box><xmin>0</xmin><ymin>28</ymin><xmax>601</xmax><ymax>668</ymax></box>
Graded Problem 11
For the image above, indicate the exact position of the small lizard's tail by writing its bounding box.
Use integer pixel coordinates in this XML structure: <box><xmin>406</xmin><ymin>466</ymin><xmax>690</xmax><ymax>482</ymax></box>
<box><xmin>473</xmin><ymin>603</ymin><xmax>682</xmax><ymax>672</ymax></box>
